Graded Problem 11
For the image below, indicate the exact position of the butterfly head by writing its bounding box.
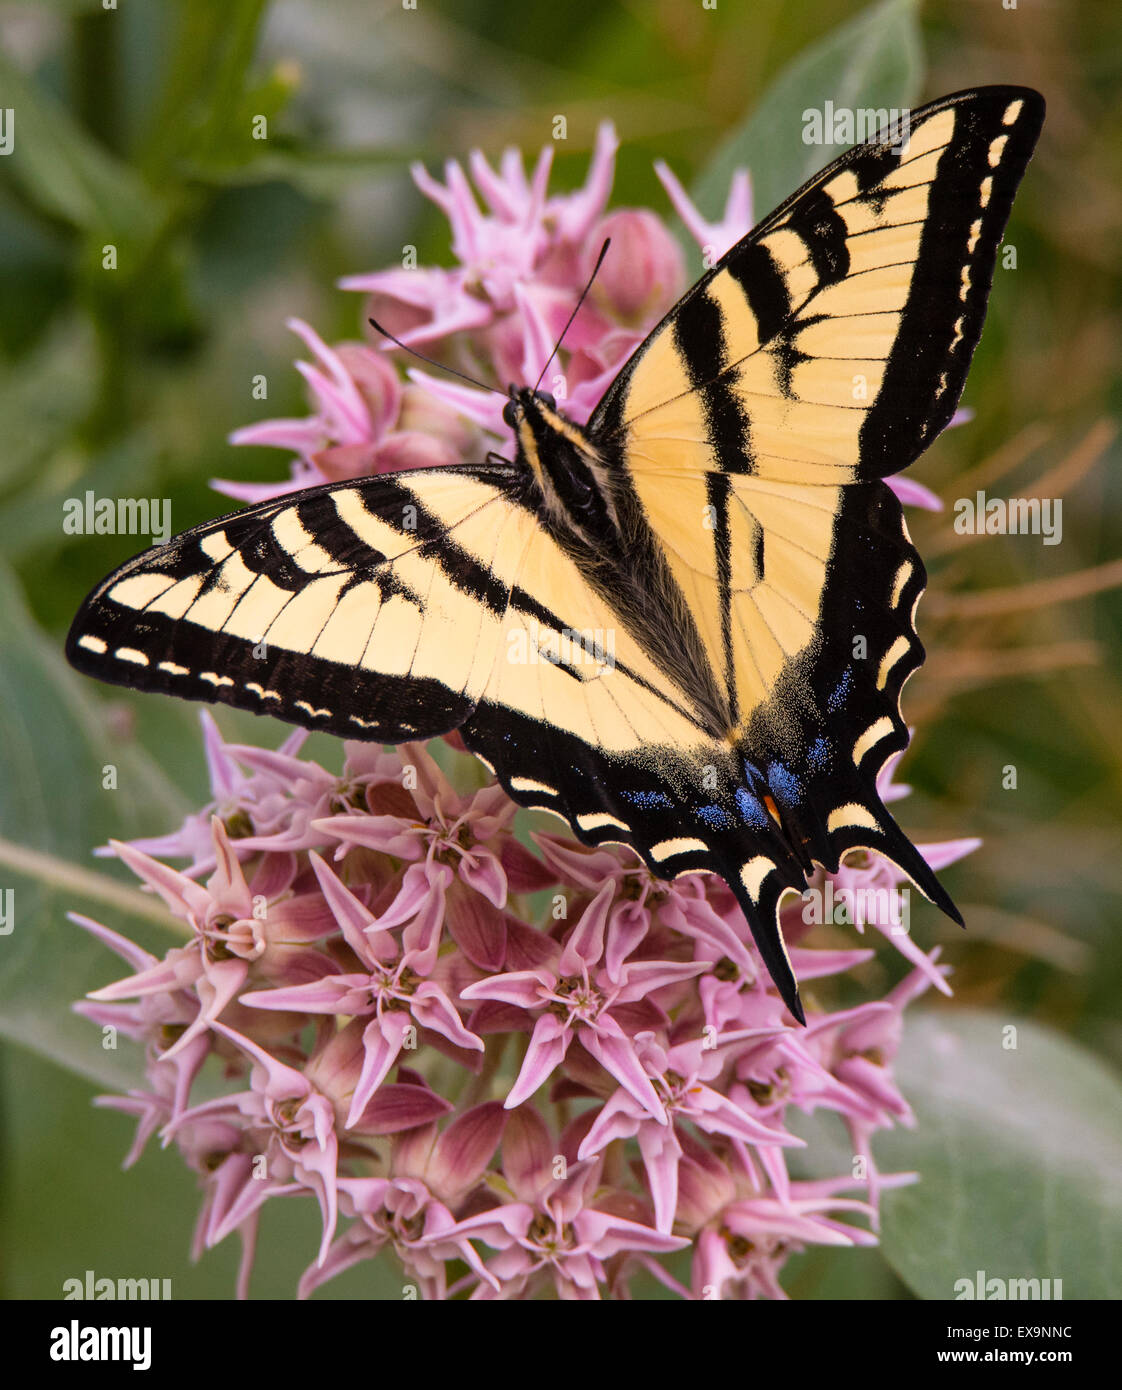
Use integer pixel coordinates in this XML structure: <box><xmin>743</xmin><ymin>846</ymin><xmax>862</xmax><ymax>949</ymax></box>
<box><xmin>503</xmin><ymin>385</ymin><xmax>558</xmax><ymax>432</ymax></box>
<box><xmin>503</xmin><ymin>384</ymin><xmax>616</xmax><ymax>538</ymax></box>
<box><xmin>504</xmin><ymin>385</ymin><xmax>571</xmax><ymax>490</ymax></box>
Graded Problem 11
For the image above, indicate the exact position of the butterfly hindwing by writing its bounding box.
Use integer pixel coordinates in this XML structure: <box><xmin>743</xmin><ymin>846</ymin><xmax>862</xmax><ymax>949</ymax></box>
<box><xmin>565</xmin><ymin>86</ymin><xmax>1045</xmax><ymax>931</ymax></box>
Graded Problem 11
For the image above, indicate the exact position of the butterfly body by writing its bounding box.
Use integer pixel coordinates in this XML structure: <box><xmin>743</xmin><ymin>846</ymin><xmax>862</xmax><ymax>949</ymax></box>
<box><xmin>67</xmin><ymin>87</ymin><xmax>1046</xmax><ymax>1022</ymax></box>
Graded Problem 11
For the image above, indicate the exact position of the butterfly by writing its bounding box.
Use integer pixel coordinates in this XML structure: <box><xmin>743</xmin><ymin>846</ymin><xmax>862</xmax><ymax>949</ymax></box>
<box><xmin>67</xmin><ymin>86</ymin><xmax>1045</xmax><ymax>1023</ymax></box>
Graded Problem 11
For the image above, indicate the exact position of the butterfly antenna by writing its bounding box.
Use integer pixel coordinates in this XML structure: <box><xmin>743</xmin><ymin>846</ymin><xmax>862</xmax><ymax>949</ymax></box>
<box><xmin>533</xmin><ymin>237</ymin><xmax>611</xmax><ymax>393</ymax></box>
<box><xmin>367</xmin><ymin>317</ymin><xmax>504</xmax><ymax>396</ymax></box>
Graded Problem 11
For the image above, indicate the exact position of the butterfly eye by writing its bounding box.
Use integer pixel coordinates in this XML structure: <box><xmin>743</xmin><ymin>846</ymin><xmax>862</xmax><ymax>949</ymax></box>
<box><xmin>502</xmin><ymin>400</ymin><xmax>519</xmax><ymax>430</ymax></box>
<box><xmin>538</xmin><ymin>392</ymin><xmax>557</xmax><ymax>412</ymax></box>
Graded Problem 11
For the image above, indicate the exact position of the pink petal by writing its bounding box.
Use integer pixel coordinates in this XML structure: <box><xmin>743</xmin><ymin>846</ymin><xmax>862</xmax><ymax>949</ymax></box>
<box><xmin>312</xmin><ymin>813</ymin><xmax>425</xmax><ymax>859</ymax></box>
<box><xmin>240</xmin><ymin>974</ymin><xmax>367</xmax><ymax>1015</ymax></box>
<box><xmin>573</xmin><ymin>1207</ymin><xmax>688</xmax><ymax>1258</ymax></box>
<box><xmin>552</xmin><ymin>121</ymin><xmax>617</xmax><ymax>244</ymax></box>
<box><xmin>919</xmin><ymin>837</ymin><xmax>982</xmax><ymax>872</ymax></box>
<box><xmin>604</xmin><ymin>901</ymin><xmax>648</xmax><ymax>981</ymax></box>
<box><xmin>68</xmin><ymin>912</ymin><xmax>158</xmax><ymax>974</ymax></box>
<box><xmin>787</xmin><ymin>946</ymin><xmax>876</xmax><ymax>979</ymax></box>
<box><xmin>411</xmin><ymin>982</ymin><xmax>484</xmax><ymax>1052</ymax></box>
<box><xmin>581</xmin><ymin>1017</ymin><xmax>666</xmax><ymax>1123</ymax></box>
<box><xmin>445</xmin><ymin>888</ymin><xmax>507</xmax><ymax>972</ymax></box>
<box><xmin>686</xmin><ymin>1083</ymin><xmax>801</xmax><ymax>1146</ymax></box>
<box><xmin>467</xmin><ymin>999</ymin><xmax>533</xmax><ymax>1034</ymax></box>
<box><xmin>400</xmin><ymin>868</ymin><xmax>454</xmax><ymax>975</ymax></box>
<box><xmin>428</xmin><ymin>1202</ymin><xmax>533</xmax><ymax>1250</ymax></box>
<box><xmin>167</xmin><ymin>955</ymin><xmax>248</xmax><ymax>1056</ymax></box>
<box><xmin>402</xmin><ymin>368</ymin><xmax>504</xmax><ymax>436</ymax></box>
<box><xmin>886</xmin><ymin>475</ymin><xmax>944</xmax><ymax>511</ymax></box>
<box><xmin>108</xmin><ymin>838</ymin><xmax>208</xmax><ymax>920</ymax></box>
<box><xmin>577</xmin><ymin>1090</ymin><xmax>643</xmax><ymax>1160</ymax></box>
<box><xmin>208</xmin><ymin>1018</ymin><xmax>308</xmax><ymax>1098</ymax></box>
<box><xmin>428</xmin><ymin>1101</ymin><xmax>507</xmax><ymax>1201</ymax></box>
<box><xmin>499</xmin><ymin>839</ymin><xmax>556</xmax><ymax>894</ymax></box>
<box><xmin>660</xmin><ymin>895</ymin><xmax>756</xmax><ymax>976</ymax></box>
<box><xmin>653</xmin><ymin>160</ymin><xmax>752</xmax><ymax>259</ymax></box>
<box><xmin>228</xmin><ymin>417</ymin><xmax>327</xmax><ymax>453</ymax></box>
<box><xmin>502</xmin><ymin>919</ymin><xmax>560</xmax><ymax>972</ymax></box>
<box><xmin>346</xmin><ymin>1013</ymin><xmax>414</xmax><ymax>1127</ymax></box>
<box><xmin>352</xmin><ymin>1081</ymin><xmax>454</xmax><ymax>1136</ymax></box>
<box><xmin>501</xmin><ymin>1104</ymin><xmax>555</xmax><ymax>1201</ymax></box>
<box><xmin>456</xmin><ymin>848</ymin><xmax>508</xmax><ymax>912</ymax></box>
<box><xmin>559</xmin><ymin>879</ymin><xmax>614</xmax><ymax>975</ymax></box>
<box><xmin>307</xmin><ymin>851</ymin><xmax>384</xmax><ymax>962</ymax></box>
<box><xmin>504</xmin><ymin>1013</ymin><xmax>571</xmax><ymax>1110</ymax></box>
<box><xmin>613</xmin><ymin>958</ymin><xmax>707</xmax><ymax>1003</ymax></box>
<box><xmin>460</xmin><ymin>968</ymin><xmax>551</xmax><ymax>1009</ymax></box>
<box><xmin>635</xmin><ymin>1121</ymin><xmax>684</xmax><ymax>1234</ymax></box>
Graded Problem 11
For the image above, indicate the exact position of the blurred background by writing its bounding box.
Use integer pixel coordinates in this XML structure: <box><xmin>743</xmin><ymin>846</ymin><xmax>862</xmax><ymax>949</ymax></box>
<box><xmin>1</xmin><ymin>0</ymin><xmax>1119</xmax><ymax>1299</ymax></box>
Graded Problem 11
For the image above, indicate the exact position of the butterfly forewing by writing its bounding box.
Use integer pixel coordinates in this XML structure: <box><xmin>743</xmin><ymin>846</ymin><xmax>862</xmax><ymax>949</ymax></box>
<box><xmin>67</xmin><ymin>466</ymin><xmax>534</xmax><ymax>742</ymax></box>
<box><xmin>591</xmin><ymin>87</ymin><xmax>1045</xmax><ymax>482</ymax></box>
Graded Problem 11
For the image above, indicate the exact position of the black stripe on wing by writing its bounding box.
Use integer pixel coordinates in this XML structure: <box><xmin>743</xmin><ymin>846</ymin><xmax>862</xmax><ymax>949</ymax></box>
<box><xmin>857</xmin><ymin>88</ymin><xmax>1045</xmax><ymax>476</ymax></box>
<box><xmin>705</xmin><ymin>471</ymin><xmax>738</xmax><ymax>725</ymax></box>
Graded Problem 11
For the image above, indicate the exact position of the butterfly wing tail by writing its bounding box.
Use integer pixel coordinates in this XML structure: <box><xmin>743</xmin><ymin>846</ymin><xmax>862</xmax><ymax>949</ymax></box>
<box><xmin>717</xmin><ymin>854</ymin><xmax>807</xmax><ymax>1026</ymax></box>
<box><xmin>852</xmin><ymin>809</ymin><xmax>966</xmax><ymax>928</ymax></box>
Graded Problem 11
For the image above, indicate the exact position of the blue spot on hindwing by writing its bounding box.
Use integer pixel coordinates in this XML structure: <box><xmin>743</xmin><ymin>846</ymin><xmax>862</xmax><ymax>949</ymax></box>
<box><xmin>808</xmin><ymin>737</ymin><xmax>830</xmax><ymax>773</ymax></box>
<box><xmin>623</xmin><ymin>788</ymin><xmax>674</xmax><ymax>810</ymax></box>
<box><xmin>696</xmin><ymin>803</ymin><xmax>735</xmax><ymax>830</ymax></box>
<box><xmin>767</xmin><ymin>761</ymin><xmax>803</xmax><ymax>807</ymax></box>
<box><xmin>735</xmin><ymin>787</ymin><xmax>769</xmax><ymax>829</ymax></box>
<box><xmin>827</xmin><ymin>666</ymin><xmax>854</xmax><ymax>714</ymax></box>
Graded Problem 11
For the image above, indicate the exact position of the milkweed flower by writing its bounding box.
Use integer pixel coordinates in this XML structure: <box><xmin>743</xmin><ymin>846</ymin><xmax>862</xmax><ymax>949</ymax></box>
<box><xmin>461</xmin><ymin>878</ymin><xmax>709</xmax><ymax>1119</ymax></box>
<box><xmin>71</xmin><ymin>123</ymin><xmax>976</xmax><ymax>1299</ymax></box>
<box><xmin>215</xmin><ymin>320</ymin><xmax>480</xmax><ymax>503</ymax></box>
<box><xmin>73</xmin><ymin>710</ymin><xmax>967</xmax><ymax>1299</ymax></box>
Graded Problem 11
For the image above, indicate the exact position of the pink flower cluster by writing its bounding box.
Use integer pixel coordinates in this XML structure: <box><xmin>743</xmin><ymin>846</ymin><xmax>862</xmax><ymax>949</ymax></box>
<box><xmin>216</xmin><ymin>122</ymin><xmax>735</xmax><ymax>503</ymax></box>
<box><xmin>76</xmin><ymin>721</ymin><xmax>973</xmax><ymax>1299</ymax></box>
<box><xmin>75</xmin><ymin>128</ymin><xmax>978</xmax><ymax>1299</ymax></box>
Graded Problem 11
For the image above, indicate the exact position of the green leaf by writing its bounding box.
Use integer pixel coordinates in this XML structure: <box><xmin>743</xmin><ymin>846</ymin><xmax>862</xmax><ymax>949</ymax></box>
<box><xmin>0</xmin><ymin>1041</ymin><xmax>405</xmax><ymax>1298</ymax></box>
<box><xmin>690</xmin><ymin>0</ymin><xmax>924</xmax><ymax>232</ymax></box>
<box><xmin>181</xmin><ymin>145</ymin><xmax>403</xmax><ymax>197</ymax></box>
<box><xmin>877</xmin><ymin>1009</ymin><xmax>1122</xmax><ymax>1300</ymax></box>
<box><xmin>135</xmin><ymin>0</ymin><xmax>272</xmax><ymax>176</ymax></box>
<box><xmin>0</xmin><ymin>188</ymin><xmax>70</xmax><ymax>354</ymax></box>
<box><xmin>0</xmin><ymin>562</ymin><xmax>194</xmax><ymax>1089</ymax></box>
<box><xmin>0</xmin><ymin>320</ymin><xmax>96</xmax><ymax>503</ymax></box>
<box><xmin>0</xmin><ymin>50</ymin><xmax>163</xmax><ymax>246</ymax></box>
<box><xmin>0</xmin><ymin>432</ymin><xmax>160</xmax><ymax>566</ymax></box>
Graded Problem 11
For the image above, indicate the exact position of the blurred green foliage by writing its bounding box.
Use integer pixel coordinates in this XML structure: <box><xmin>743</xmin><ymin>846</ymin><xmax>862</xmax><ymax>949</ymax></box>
<box><xmin>1</xmin><ymin>0</ymin><xmax>1119</xmax><ymax>1299</ymax></box>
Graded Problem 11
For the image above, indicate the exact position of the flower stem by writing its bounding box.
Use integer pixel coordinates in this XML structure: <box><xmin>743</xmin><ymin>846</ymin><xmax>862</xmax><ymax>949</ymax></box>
<box><xmin>459</xmin><ymin>1031</ymin><xmax>510</xmax><ymax>1107</ymax></box>
<box><xmin>0</xmin><ymin>836</ymin><xmax>189</xmax><ymax>935</ymax></box>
